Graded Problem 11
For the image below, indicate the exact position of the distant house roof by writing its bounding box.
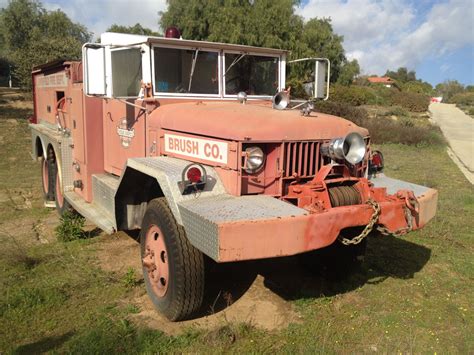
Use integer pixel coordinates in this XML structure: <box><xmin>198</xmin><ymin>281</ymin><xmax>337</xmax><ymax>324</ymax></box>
<box><xmin>367</xmin><ymin>76</ymin><xmax>395</xmax><ymax>84</ymax></box>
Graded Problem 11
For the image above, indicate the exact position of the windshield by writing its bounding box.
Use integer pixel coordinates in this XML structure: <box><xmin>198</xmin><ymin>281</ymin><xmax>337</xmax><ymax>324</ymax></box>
<box><xmin>154</xmin><ymin>47</ymin><xmax>219</xmax><ymax>94</ymax></box>
<box><xmin>224</xmin><ymin>53</ymin><xmax>279</xmax><ymax>96</ymax></box>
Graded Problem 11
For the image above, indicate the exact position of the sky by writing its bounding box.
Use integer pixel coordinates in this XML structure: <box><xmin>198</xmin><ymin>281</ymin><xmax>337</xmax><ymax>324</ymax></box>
<box><xmin>1</xmin><ymin>0</ymin><xmax>472</xmax><ymax>86</ymax></box>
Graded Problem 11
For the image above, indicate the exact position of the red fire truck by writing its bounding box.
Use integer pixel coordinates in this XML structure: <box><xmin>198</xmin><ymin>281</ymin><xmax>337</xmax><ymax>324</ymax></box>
<box><xmin>30</xmin><ymin>31</ymin><xmax>437</xmax><ymax>321</ymax></box>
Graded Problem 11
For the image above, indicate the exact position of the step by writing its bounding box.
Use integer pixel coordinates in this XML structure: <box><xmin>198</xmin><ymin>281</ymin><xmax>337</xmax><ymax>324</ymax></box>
<box><xmin>92</xmin><ymin>173</ymin><xmax>120</xmax><ymax>221</ymax></box>
<box><xmin>64</xmin><ymin>191</ymin><xmax>116</xmax><ymax>234</ymax></box>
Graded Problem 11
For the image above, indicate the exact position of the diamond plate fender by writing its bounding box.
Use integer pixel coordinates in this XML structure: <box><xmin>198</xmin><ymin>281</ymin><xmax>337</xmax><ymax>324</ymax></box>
<box><xmin>30</xmin><ymin>123</ymin><xmax>74</xmax><ymax>193</ymax></box>
<box><xmin>119</xmin><ymin>157</ymin><xmax>228</xmax><ymax>228</ymax></box>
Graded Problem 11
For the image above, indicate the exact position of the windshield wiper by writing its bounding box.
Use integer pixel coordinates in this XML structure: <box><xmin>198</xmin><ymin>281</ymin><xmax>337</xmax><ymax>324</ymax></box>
<box><xmin>188</xmin><ymin>49</ymin><xmax>199</xmax><ymax>92</ymax></box>
<box><xmin>224</xmin><ymin>53</ymin><xmax>246</xmax><ymax>77</ymax></box>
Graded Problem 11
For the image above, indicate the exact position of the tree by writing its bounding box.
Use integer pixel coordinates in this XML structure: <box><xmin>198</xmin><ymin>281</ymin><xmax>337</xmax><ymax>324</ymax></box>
<box><xmin>435</xmin><ymin>80</ymin><xmax>465</xmax><ymax>102</ymax></box>
<box><xmin>385</xmin><ymin>67</ymin><xmax>417</xmax><ymax>83</ymax></box>
<box><xmin>106</xmin><ymin>23</ymin><xmax>160</xmax><ymax>36</ymax></box>
<box><xmin>465</xmin><ymin>85</ymin><xmax>474</xmax><ymax>92</ymax></box>
<box><xmin>0</xmin><ymin>0</ymin><xmax>91</xmax><ymax>88</ymax></box>
<box><xmin>402</xmin><ymin>80</ymin><xmax>433</xmax><ymax>95</ymax></box>
<box><xmin>159</xmin><ymin>0</ymin><xmax>346</xmax><ymax>82</ymax></box>
<box><xmin>337</xmin><ymin>59</ymin><xmax>360</xmax><ymax>86</ymax></box>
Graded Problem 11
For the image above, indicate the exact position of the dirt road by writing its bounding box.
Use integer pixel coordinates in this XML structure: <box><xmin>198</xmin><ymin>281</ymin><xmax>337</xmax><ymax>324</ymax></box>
<box><xmin>429</xmin><ymin>103</ymin><xmax>474</xmax><ymax>183</ymax></box>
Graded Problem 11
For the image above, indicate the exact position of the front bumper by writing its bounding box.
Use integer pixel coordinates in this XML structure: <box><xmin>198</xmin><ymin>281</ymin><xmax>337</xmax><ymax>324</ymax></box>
<box><xmin>178</xmin><ymin>175</ymin><xmax>437</xmax><ymax>262</ymax></box>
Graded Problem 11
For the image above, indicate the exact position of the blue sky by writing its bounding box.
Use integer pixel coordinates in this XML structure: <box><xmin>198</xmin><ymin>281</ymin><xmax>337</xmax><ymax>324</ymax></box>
<box><xmin>1</xmin><ymin>0</ymin><xmax>472</xmax><ymax>86</ymax></box>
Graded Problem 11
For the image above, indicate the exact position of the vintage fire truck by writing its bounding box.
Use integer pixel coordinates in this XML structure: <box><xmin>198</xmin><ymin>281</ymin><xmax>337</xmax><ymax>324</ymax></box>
<box><xmin>29</xmin><ymin>31</ymin><xmax>437</xmax><ymax>321</ymax></box>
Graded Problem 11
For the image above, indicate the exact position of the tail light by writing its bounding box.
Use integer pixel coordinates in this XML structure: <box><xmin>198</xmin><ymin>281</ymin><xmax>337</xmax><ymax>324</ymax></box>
<box><xmin>369</xmin><ymin>150</ymin><xmax>384</xmax><ymax>175</ymax></box>
<box><xmin>179</xmin><ymin>163</ymin><xmax>207</xmax><ymax>194</ymax></box>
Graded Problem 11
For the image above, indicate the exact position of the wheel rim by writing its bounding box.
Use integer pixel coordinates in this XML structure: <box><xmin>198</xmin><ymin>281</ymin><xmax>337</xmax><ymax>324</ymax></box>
<box><xmin>55</xmin><ymin>172</ymin><xmax>64</xmax><ymax>208</ymax></box>
<box><xmin>142</xmin><ymin>225</ymin><xmax>169</xmax><ymax>297</ymax></box>
<box><xmin>42</xmin><ymin>159</ymin><xmax>49</xmax><ymax>194</ymax></box>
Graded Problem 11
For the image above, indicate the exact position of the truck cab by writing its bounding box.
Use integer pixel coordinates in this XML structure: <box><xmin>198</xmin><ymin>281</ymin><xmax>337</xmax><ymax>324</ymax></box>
<box><xmin>30</xmin><ymin>32</ymin><xmax>438</xmax><ymax>321</ymax></box>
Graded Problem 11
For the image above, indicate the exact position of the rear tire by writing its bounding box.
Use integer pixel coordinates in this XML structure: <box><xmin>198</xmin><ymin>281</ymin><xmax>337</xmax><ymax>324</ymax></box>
<box><xmin>52</xmin><ymin>159</ymin><xmax>72</xmax><ymax>215</ymax></box>
<box><xmin>140</xmin><ymin>197</ymin><xmax>205</xmax><ymax>321</ymax></box>
<box><xmin>41</xmin><ymin>156</ymin><xmax>55</xmax><ymax>201</ymax></box>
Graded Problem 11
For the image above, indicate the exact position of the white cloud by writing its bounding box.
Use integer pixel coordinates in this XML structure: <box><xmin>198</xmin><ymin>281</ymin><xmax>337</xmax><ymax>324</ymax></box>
<box><xmin>297</xmin><ymin>0</ymin><xmax>474</xmax><ymax>75</ymax></box>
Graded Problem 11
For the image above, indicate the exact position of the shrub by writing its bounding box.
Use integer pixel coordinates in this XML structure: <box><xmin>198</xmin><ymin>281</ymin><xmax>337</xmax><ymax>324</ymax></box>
<box><xmin>385</xmin><ymin>106</ymin><xmax>409</xmax><ymax>117</ymax></box>
<box><xmin>401</xmin><ymin>81</ymin><xmax>434</xmax><ymax>95</ymax></box>
<box><xmin>314</xmin><ymin>101</ymin><xmax>368</xmax><ymax>126</ymax></box>
<box><xmin>388</xmin><ymin>91</ymin><xmax>430</xmax><ymax>112</ymax></box>
<box><xmin>329</xmin><ymin>85</ymin><xmax>375</xmax><ymax>106</ymax></box>
<box><xmin>55</xmin><ymin>211</ymin><xmax>86</xmax><ymax>242</ymax></box>
<box><xmin>314</xmin><ymin>101</ymin><xmax>445</xmax><ymax>146</ymax></box>
<box><xmin>450</xmin><ymin>92</ymin><xmax>474</xmax><ymax>106</ymax></box>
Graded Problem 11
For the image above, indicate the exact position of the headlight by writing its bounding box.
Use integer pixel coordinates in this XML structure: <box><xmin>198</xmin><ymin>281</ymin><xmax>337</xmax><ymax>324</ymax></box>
<box><xmin>321</xmin><ymin>132</ymin><xmax>366</xmax><ymax>165</ymax></box>
<box><xmin>244</xmin><ymin>146</ymin><xmax>265</xmax><ymax>173</ymax></box>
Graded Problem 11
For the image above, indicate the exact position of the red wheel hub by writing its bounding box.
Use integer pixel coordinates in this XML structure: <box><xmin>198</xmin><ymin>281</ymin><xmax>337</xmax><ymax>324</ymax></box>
<box><xmin>142</xmin><ymin>225</ymin><xmax>169</xmax><ymax>297</ymax></box>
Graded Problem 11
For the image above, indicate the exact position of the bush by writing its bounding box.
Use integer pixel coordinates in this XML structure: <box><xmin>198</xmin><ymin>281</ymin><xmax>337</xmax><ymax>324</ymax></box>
<box><xmin>55</xmin><ymin>211</ymin><xmax>86</xmax><ymax>242</ymax></box>
<box><xmin>450</xmin><ymin>92</ymin><xmax>474</xmax><ymax>106</ymax></box>
<box><xmin>329</xmin><ymin>85</ymin><xmax>375</xmax><ymax>106</ymax></box>
<box><xmin>314</xmin><ymin>101</ymin><xmax>445</xmax><ymax>146</ymax></box>
<box><xmin>314</xmin><ymin>101</ymin><xmax>368</xmax><ymax>126</ymax></box>
<box><xmin>388</xmin><ymin>91</ymin><xmax>430</xmax><ymax>112</ymax></box>
<box><xmin>385</xmin><ymin>106</ymin><xmax>409</xmax><ymax>117</ymax></box>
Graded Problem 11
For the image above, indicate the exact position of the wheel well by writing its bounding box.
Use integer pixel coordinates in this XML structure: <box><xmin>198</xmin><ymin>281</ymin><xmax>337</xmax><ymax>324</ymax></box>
<box><xmin>46</xmin><ymin>144</ymin><xmax>56</xmax><ymax>161</ymax></box>
<box><xmin>35</xmin><ymin>137</ymin><xmax>44</xmax><ymax>159</ymax></box>
<box><xmin>115</xmin><ymin>167</ymin><xmax>164</xmax><ymax>230</ymax></box>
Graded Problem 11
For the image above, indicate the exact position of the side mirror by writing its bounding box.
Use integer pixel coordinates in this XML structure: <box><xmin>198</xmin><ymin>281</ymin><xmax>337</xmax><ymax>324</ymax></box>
<box><xmin>83</xmin><ymin>44</ymin><xmax>107</xmax><ymax>96</ymax></box>
<box><xmin>288</xmin><ymin>58</ymin><xmax>330</xmax><ymax>100</ymax></box>
<box><xmin>314</xmin><ymin>59</ymin><xmax>329</xmax><ymax>99</ymax></box>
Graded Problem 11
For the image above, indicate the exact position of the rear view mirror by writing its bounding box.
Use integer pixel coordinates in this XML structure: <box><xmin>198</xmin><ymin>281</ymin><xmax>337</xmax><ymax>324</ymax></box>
<box><xmin>288</xmin><ymin>58</ymin><xmax>330</xmax><ymax>100</ymax></box>
<box><xmin>83</xmin><ymin>44</ymin><xmax>107</xmax><ymax>96</ymax></box>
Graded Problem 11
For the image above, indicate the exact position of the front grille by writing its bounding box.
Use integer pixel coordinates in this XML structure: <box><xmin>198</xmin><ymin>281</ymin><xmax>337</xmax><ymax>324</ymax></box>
<box><xmin>283</xmin><ymin>141</ymin><xmax>325</xmax><ymax>178</ymax></box>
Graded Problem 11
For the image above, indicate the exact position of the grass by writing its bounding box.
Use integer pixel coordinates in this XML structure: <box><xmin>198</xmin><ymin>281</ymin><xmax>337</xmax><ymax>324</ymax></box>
<box><xmin>0</xmin><ymin>88</ymin><xmax>473</xmax><ymax>353</ymax></box>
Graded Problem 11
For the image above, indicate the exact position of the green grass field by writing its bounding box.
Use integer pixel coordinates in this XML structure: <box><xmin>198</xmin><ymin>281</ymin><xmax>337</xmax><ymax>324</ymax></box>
<box><xmin>0</xmin><ymin>89</ymin><xmax>472</xmax><ymax>353</ymax></box>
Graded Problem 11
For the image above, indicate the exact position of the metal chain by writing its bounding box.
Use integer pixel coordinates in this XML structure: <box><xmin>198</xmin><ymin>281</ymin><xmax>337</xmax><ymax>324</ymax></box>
<box><xmin>338</xmin><ymin>198</ymin><xmax>414</xmax><ymax>245</ymax></box>
<box><xmin>338</xmin><ymin>199</ymin><xmax>381</xmax><ymax>246</ymax></box>
<box><xmin>376</xmin><ymin>205</ymin><xmax>413</xmax><ymax>237</ymax></box>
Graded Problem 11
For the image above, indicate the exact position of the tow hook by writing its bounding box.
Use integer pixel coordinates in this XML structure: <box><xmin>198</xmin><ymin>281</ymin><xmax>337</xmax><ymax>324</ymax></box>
<box><xmin>396</xmin><ymin>190</ymin><xmax>419</xmax><ymax>214</ymax></box>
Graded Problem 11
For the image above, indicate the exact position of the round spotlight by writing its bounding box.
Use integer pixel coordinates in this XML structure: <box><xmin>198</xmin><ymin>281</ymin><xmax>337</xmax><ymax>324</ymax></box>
<box><xmin>244</xmin><ymin>146</ymin><xmax>265</xmax><ymax>173</ymax></box>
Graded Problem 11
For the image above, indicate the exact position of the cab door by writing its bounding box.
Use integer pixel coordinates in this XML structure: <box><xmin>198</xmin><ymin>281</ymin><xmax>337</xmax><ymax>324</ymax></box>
<box><xmin>103</xmin><ymin>99</ymin><xmax>146</xmax><ymax>175</ymax></box>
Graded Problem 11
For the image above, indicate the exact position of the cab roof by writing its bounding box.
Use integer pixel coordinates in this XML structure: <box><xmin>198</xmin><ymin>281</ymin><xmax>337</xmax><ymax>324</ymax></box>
<box><xmin>100</xmin><ymin>32</ymin><xmax>288</xmax><ymax>56</ymax></box>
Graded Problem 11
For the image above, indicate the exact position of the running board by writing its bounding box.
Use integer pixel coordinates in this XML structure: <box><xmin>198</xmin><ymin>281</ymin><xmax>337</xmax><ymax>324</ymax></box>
<box><xmin>64</xmin><ymin>191</ymin><xmax>116</xmax><ymax>234</ymax></box>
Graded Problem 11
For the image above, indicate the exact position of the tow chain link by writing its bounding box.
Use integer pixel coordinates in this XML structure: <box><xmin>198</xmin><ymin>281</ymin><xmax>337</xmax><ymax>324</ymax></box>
<box><xmin>338</xmin><ymin>199</ymin><xmax>381</xmax><ymax>246</ymax></box>
<box><xmin>376</xmin><ymin>204</ymin><xmax>413</xmax><ymax>237</ymax></box>
<box><xmin>338</xmin><ymin>199</ymin><xmax>414</xmax><ymax>245</ymax></box>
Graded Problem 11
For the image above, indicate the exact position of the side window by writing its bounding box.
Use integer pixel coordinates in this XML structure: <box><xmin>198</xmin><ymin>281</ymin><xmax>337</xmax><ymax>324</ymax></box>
<box><xmin>154</xmin><ymin>47</ymin><xmax>218</xmax><ymax>95</ymax></box>
<box><xmin>111</xmin><ymin>48</ymin><xmax>142</xmax><ymax>97</ymax></box>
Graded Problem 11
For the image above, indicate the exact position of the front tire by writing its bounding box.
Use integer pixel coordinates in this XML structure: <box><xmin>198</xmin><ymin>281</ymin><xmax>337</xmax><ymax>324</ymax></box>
<box><xmin>140</xmin><ymin>197</ymin><xmax>205</xmax><ymax>321</ymax></box>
